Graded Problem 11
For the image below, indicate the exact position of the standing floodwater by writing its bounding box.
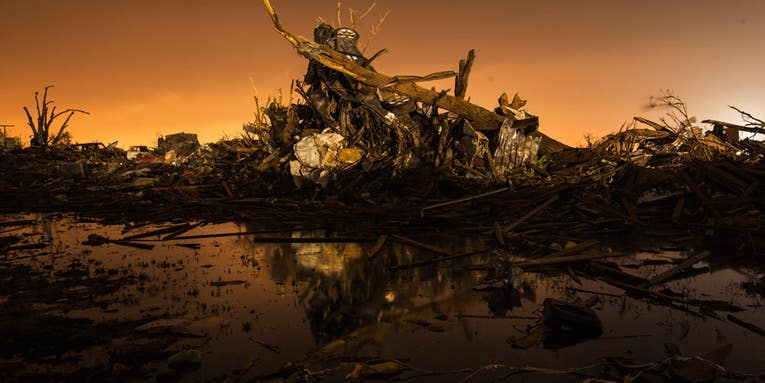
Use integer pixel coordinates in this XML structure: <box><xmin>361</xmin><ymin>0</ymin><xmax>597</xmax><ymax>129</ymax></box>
<box><xmin>1</xmin><ymin>213</ymin><xmax>763</xmax><ymax>382</ymax></box>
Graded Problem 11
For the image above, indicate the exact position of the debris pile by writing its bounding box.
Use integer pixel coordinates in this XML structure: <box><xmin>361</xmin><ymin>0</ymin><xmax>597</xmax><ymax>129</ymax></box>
<box><xmin>246</xmin><ymin>1</ymin><xmax>568</xmax><ymax>193</ymax></box>
<box><xmin>0</xmin><ymin>3</ymin><xmax>762</xmax><ymax>254</ymax></box>
<box><xmin>2</xmin><ymin>4</ymin><xmax>765</xmax><ymax>383</ymax></box>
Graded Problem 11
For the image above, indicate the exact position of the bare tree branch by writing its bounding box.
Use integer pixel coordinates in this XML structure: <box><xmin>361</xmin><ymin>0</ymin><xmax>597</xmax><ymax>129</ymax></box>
<box><xmin>729</xmin><ymin>105</ymin><xmax>764</xmax><ymax>127</ymax></box>
<box><xmin>23</xmin><ymin>85</ymin><xmax>88</xmax><ymax>146</ymax></box>
<box><xmin>358</xmin><ymin>3</ymin><xmax>376</xmax><ymax>21</ymax></box>
<box><xmin>22</xmin><ymin>106</ymin><xmax>38</xmax><ymax>137</ymax></box>
<box><xmin>51</xmin><ymin>109</ymin><xmax>89</xmax><ymax>145</ymax></box>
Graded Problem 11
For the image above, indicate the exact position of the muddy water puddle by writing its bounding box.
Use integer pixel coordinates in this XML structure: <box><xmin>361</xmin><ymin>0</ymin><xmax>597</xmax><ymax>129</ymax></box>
<box><xmin>1</xmin><ymin>213</ymin><xmax>764</xmax><ymax>382</ymax></box>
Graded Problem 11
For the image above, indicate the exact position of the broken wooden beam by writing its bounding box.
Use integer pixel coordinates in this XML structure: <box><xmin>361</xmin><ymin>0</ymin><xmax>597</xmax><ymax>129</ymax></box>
<box><xmin>390</xmin><ymin>249</ymin><xmax>488</xmax><ymax>271</ymax></box>
<box><xmin>390</xmin><ymin>234</ymin><xmax>452</xmax><ymax>257</ymax></box>
<box><xmin>0</xmin><ymin>219</ymin><xmax>36</xmax><ymax>227</ymax></box>
<box><xmin>455</xmin><ymin>49</ymin><xmax>475</xmax><ymax>99</ymax></box>
<box><xmin>162</xmin><ymin>222</ymin><xmax>204</xmax><ymax>240</ymax></box>
<box><xmin>1</xmin><ymin>243</ymin><xmax>48</xmax><ymax>255</ymax></box>
<box><xmin>232</xmin><ymin>237</ymin><xmax>374</xmax><ymax>244</ymax></box>
<box><xmin>505</xmin><ymin>195</ymin><xmax>559</xmax><ymax>234</ymax></box>
<box><xmin>121</xmin><ymin>223</ymin><xmax>192</xmax><ymax>241</ymax></box>
<box><xmin>702</xmin><ymin>119</ymin><xmax>765</xmax><ymax>135</ymax></box>
<box><xmin>514</xmin><ymin>252</ymin><xmax>620</xmax><ymax>268</ymax></box>
<box><xmin>727</xmin><ymin>314</ymin><xmax>765</xmax><ymax>337</ymax></box>
<box><xmin>84</xmin><ymin>234</ymin><xmax>155</xmax><ymax>250</ymax></box>
<box><xmin>169</xmin><ymin>227</ymin><xmax>323</xmax><ymax>241</ymax></box>
<box><xmin>633</xmin><ymin>116</ymin><xmax>671</xmax><ymax>132</ymax></box>
<box><xmin>639</xmin><ymin>250</ymin><xmax>711</xmax><ymax>289</ymax></box>
<box><xmin>420</xmin><ymin>187</ymin><xmax>509</xmax><ymax>218</ymax></box>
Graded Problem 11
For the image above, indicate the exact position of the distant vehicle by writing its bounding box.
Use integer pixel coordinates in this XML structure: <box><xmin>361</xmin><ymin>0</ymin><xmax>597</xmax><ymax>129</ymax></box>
<box><xmin>126</xmin><ymin>145</ymin><xmax>154</xmax><ymax>160</ymax></box>
<box><xmin>69</xmin><ymin>141</ymin><xmax>124</xmax><ymax>158</ymax></box>
<box><xmin>72</xmin><ymin>142</ymin><xmax>106</xmax><ymax>151</ymax></box>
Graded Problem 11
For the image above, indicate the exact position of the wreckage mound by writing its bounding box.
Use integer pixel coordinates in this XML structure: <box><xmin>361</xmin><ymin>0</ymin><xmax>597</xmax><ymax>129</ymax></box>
<box><xmin>2</xmin><ymin>19</ymin><xmax>763</xmax><ymax>249</ymax></box>
<box><xmin>1</xmin><ymin>121</ymin><xmax>763</xmax><ymax>255</ymax></box>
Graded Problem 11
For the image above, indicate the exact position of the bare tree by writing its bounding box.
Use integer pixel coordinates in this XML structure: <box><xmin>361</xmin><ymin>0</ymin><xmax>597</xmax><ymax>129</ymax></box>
<box><xmin>23</xmin><ymin>85</ymin><xmax>88</xmax><ymax>147</ymax></box>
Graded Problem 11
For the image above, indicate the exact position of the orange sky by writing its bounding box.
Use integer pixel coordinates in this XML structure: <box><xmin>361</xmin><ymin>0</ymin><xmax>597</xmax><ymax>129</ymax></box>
<box><xmin>1</xmin><ymin>0</ymin><xmax>763</xmax><ymax>148</ymax></box>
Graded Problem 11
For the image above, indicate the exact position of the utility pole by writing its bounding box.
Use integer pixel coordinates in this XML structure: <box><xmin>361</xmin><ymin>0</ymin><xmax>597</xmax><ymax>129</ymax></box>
<box><xmin>0</xmin><ymin>124</ymin><xmax>13</xmax><ymax>136</ymax></box>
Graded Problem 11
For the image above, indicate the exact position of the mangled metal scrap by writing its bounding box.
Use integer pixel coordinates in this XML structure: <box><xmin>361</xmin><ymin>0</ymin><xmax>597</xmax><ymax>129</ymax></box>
<box><xmin>57</xmin><ymin>161</ymin><xmax>86</xmax><ymax>179</ymax></box>
<box><xmin>289</xmin><ymin>130</ymin><xmax>364</xmax><ymax>187</ymax></box>
<box><xmin>157</xmin><ymin>132</ymin><xmax>200</xmax><ymax>158</ymax></box>
<box><xmin>458</xmin><ymin>121</ymin><xmax>489</xmax><ymax>166</ymax></box>
<box><xmin>492</xmin><ymin>94</ymin><xmax>542</xmax><ymax>177</ymax></box>
<box><xmin>493</xmin><ymin>119</ymin><xmax>542</xmax><ymax>181</ymax></box>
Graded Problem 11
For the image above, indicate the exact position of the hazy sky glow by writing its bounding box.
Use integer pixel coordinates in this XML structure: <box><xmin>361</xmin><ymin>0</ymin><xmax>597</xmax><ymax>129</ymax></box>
<box><xmin>1</xmin><ymin>0</ymin><xmax>763</xmax><ymax>147</ymax></box>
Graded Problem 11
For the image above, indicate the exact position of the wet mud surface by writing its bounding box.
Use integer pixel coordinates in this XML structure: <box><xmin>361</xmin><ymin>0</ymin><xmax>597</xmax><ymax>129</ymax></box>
<box><xmin>1</xmin><ymin>214</ymin><xmax>764</xmax><ymax>382</ymax></box>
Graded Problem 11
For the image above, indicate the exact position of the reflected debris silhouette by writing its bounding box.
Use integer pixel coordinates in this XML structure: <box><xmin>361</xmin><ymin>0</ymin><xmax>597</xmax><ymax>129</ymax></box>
<box><xmin>486</xmin><ymin>286</ymin><xmax>522</xmax><ymax>318</ymax></box>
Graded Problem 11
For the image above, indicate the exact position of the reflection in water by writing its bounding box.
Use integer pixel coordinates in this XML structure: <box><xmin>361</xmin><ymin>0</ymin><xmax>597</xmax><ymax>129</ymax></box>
<box><xmin>267</xmin><ymin>235</ymin><xmax>393</xmax><ymax>344</ymax></box>
<box><xmin>485</xmin><ymin>286</ymin><xmax>522</xmax><ymax>318</ymax></box>
<box><xmin>241</xmin><ymin>226</ymin><xmax>497</xmax><ymax>345</ymax></box>
<box><xmin>293</xmin><ymin>239</ymin><xmax>382</xmax><ymax>343</ymax></box>
<box><xmin>4</xmin><ymin>214</ymin><xmax>765</xmax><ymax>382</ymax></box>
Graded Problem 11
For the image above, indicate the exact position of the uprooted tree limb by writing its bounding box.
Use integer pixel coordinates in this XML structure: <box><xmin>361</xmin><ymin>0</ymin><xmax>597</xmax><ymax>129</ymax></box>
<box><xmin>262</xmin><ymin>0</ymin><xmax>567</xmax><ymax>154</ymax></box>
<box><xmin>22</xmin><ymin>85</ymin><xmax>89</xmax><ymax>147</ymax></box>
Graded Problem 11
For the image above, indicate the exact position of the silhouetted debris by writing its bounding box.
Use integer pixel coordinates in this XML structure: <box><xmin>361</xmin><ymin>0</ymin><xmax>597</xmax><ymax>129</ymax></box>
<box><xmin>3</xmin><ymin>5</ymin><xmax>765</xmax><ymax>382</ymax></box>
<box><xmin>156</xmin><ymin>132</ymin><xmax>200</xmax><ymax>158</ymax></box>
<box><xmin>0</xmin><ymin>14</ymin><xmax>762</xmax><ymax>260</ymax></box>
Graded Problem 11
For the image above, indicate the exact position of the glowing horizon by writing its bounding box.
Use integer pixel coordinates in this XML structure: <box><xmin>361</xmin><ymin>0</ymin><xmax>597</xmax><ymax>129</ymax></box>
<box><xmin>1</xmin><ymin>0</ymin><xmax>763</xmax><ymax>148</ymax></box>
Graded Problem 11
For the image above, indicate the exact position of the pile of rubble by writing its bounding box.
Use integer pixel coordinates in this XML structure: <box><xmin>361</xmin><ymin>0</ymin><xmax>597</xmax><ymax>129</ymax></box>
<box><xmin>1</xmin><ymin>4</ymin><xmax>763</xmax><ymax>251</ymax></box>
<box><xmin>249</xmin><ymin>2</ymin><xmax>569</xmax><ymax>192</ymax></box>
